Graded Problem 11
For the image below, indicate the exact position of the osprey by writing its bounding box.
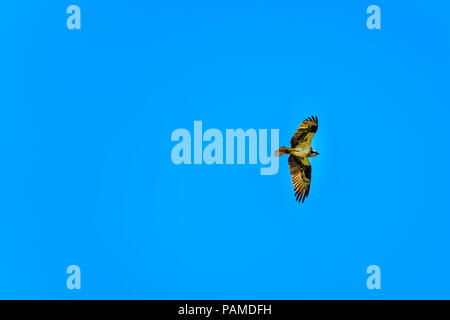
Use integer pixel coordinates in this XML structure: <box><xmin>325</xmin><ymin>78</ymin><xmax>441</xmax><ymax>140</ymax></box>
<box><xmin>275</xmin><ymin>116</ymin><xmax>319</xmax><ymax>203</ymax></box>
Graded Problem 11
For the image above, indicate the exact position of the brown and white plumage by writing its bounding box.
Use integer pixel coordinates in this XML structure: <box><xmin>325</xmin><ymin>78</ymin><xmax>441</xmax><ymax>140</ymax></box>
<box><xmin>290</xmin><ymin>116</ymin><xmax>318</xmax><ymax>149</ymax></box>
<box><xmin>275</xmin><ymin>116</ymin><xmax>319</xmax><ymax>203</ymax></box>
<box><xmin>288</xmin><ymin>154</ymin><xmax>312</xmax><ymax>202</ymax></box>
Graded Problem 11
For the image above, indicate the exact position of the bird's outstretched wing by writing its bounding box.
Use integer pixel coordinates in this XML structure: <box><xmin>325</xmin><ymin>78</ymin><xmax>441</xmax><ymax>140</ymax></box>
<box><xmin>288</xmin><ymin>155</ymin><xmax>311</xmax><ymax>203</ymax></box>
<box><xmin>290</xmin><ymin>116</ymin><xmax>318</xmax><ymax>148</ymax></box>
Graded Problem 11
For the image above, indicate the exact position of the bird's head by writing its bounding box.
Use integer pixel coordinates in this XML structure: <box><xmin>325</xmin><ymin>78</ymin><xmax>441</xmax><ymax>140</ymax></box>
<box><xmin>310</xmin><ymin>150</ymin><xmax>319</xmax><ymax>157</ymax></box>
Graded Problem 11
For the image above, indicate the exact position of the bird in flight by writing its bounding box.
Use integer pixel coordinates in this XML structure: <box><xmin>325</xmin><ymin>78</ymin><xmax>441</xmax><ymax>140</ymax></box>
<box><xmin>275</xmin><ymin>116</ymin><xmax>319</xmax><ymax>203</ymax></box>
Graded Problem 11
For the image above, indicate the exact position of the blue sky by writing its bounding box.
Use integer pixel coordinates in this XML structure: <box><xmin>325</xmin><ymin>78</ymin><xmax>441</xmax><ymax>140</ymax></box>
<box><xmin>0</xmin><ymin>1</ymin><xmax>450</xmax><ymax>299</ymax></box>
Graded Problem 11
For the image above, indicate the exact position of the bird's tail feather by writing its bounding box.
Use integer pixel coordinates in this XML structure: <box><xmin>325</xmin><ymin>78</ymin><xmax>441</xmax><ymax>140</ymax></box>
<box><xmin>275</xmin><ymin>147</ymin><xmax>291</xmax><ymax>156</ymax></box>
